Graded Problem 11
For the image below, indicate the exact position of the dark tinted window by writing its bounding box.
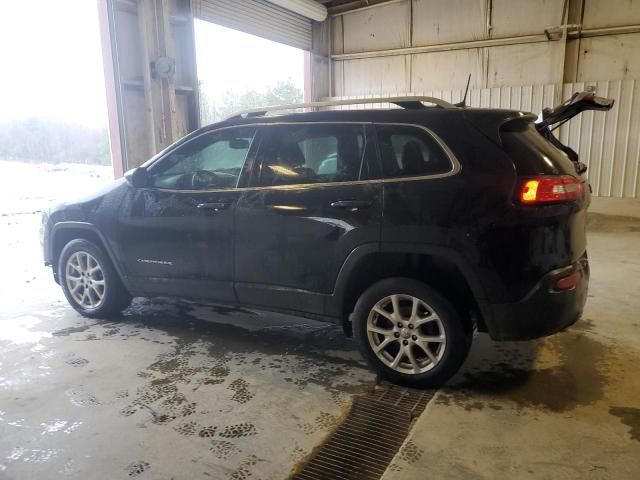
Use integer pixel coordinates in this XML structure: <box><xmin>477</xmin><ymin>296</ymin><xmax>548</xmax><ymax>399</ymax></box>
<box><xmin>256</xmin><ymin>124</ymin><xmax>367</xmax><ymax>186</ymax></box>
<box><xmin>149</xmin><ymin>127</ymin><xmax>255</xmax><ymax>190</ymax></box>
<box><xmin>501</xmin><ymin>122</ymin><xmax>574</xmax><ymax>176</ymax></box>
<box><xmin>376</xmin><ymin>125</ymin><xmax>452</xmax><ymax>178</ymax></box>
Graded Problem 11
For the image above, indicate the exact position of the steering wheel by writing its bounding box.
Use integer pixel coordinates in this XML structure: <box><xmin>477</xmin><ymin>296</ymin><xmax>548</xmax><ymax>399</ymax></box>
<box><xmin>190</xmin><ymin>170</ymin><xmax>220</xmax><ymax>189</ymax></box>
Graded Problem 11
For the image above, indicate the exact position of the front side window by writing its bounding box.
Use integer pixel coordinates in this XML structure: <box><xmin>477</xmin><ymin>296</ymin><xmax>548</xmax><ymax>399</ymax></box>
<box><xmin>376</xmin><ymin>125</ymin><xmax>452</xmax><ymax>178</ymax></box>
<box><xmin>256</xmin><ymin>124</ymin><xmax>367</xmax><ymax>187</ymax></box>
<box><xmin>149</xmin><ymin>126</ymin><xmax>256</xmax><ymax>190</ymax></box>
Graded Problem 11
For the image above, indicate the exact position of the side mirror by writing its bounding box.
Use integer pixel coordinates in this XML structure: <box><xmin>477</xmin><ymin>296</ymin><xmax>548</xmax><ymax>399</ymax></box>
<box><xmin>125</xmin><ymin>167</ymin><xmax>151</xmax><ymax>188</ymax></box>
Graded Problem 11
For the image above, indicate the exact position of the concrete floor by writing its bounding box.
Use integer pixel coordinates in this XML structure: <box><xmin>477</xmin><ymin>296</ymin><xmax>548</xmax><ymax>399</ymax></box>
<box><xmin>1</xmin><ymin>213</ymin><xmax>639</xmax><ymax>479</ymax></box>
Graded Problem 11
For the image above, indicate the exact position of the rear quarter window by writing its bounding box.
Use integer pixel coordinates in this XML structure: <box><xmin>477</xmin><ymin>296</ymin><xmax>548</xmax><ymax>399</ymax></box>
<box><xmin>500</xmin><ymin>122</ymin><xmax>575</xmax><ymax>176</ymax></box>
<box><xmin>376</xmin><ymin>125</ymin><xmax>453</xmax><ymax>178</ymax></box>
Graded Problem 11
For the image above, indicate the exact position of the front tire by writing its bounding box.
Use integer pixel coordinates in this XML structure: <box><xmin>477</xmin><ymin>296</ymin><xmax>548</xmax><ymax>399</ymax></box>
<box><xmin>58</xmin><ymin>239</ymin><xmax>132</xmax><ymax>318</ymax></box>
<box><xmin>352</xmin><ymin>278</ymin><xmax>470</xmax><ymax>388</ymax></box>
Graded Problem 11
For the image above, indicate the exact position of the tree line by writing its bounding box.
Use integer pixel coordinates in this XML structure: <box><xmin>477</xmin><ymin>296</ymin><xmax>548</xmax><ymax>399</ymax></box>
<box><xmin>0</xmin><ymin>117</ymin><xmax>111</xmax><ymax>165</ymax></box>
<box><xmin>0</xmin><ymin>79</ymin><xmax>303</xmax><ymax>166</ymax></box>
<box><xmin>200</xmin><ymin>78</ymin><xmax>303</xmax><ymax>125</ymax></box>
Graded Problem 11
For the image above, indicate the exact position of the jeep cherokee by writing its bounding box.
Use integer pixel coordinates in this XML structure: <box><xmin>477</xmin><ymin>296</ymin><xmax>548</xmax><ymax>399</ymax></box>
<box><xmin>41</xmin><ymin>94</ymin><xmax>612</xmax><ymax>387</ymax></box>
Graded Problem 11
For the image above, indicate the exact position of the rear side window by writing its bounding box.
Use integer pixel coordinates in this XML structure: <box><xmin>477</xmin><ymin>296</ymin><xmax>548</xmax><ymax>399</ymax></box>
<box><xmin>256</xmin><ymin>124</ymin><xmax>367</xmax><ymax>186</ymax></box>
<box><xmin>376</xmin><ymin>125</ymin><xmax>452</xmax><ymax>178</ymax></box>
<box><xmin>501</xmin><ymin>122</ymin><xmax>574</xmax><ymax>176</ymax></box>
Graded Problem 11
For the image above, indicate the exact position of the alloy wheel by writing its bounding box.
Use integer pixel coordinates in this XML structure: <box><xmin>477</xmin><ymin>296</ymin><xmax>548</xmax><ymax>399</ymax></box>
<box><xmin>65</xmin><ymin>251</ymin><xmax>106</xmax><ymax>309</ymax></box>
<box><xmin>366</xmin><ymin>294</ymin><xmax>446</xmax><ymax>374</ymax></box>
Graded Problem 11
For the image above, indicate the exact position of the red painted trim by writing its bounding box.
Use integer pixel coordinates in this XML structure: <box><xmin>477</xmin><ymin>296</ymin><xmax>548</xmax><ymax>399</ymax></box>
<box><xmin>304</xmin><ymin>51</ymin><xmax>312</xmax><ymax>103</ymax></box>
<box><xmin>97</xmin><ymin>0</ymin><xmax>125</xmax><ymax>179</ymax></box>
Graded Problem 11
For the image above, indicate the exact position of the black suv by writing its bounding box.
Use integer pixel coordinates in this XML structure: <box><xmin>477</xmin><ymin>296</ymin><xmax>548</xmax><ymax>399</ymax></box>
<box><xmin>41</xmin><ymin>94</ymin><xmax>611</xmax><ymax>387</ymax></box>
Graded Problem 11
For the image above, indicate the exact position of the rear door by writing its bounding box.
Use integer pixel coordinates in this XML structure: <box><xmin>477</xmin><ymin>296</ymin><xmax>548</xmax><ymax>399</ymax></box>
<box><xmin>234</xmin><ymin>123</ymin><xmax>381</xmax><ymax>314</ymax></box>
<box><xmin>376</xmin><ymin>123</ymin><xmax>460</xmax><ymax>246</ymax></box>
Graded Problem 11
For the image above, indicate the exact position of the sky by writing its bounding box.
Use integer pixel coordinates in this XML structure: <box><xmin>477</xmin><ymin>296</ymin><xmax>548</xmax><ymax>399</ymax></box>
<box><xmin>0</xmin><ymin>1</ymin><xmax>303</xmax><ymax>128</ymax></box>
<box><xmin>0</xmin><ymin>0</ymin><xmax>107</xmax><ymax>127</ymax></box>
<box><xmin>195</xmin><ymin>20</ymin><xmax>304</xmax><ymax>103</ymax></box>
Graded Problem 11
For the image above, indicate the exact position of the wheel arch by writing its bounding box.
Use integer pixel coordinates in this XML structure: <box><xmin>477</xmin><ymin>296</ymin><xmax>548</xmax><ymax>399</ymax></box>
<box><xmin>330</xmin><ymin>244</ymin><xmax>489</xmax><ymax>336</ymax></box>
<box><xmin>51</xmin><ymin>222</ymin><xmax>128</xmax><ymax>288</ymax></box>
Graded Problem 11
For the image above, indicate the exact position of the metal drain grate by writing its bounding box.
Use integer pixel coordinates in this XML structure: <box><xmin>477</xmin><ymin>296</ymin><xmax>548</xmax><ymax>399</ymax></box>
<box><xmin>291</xmin><ymin>383</ymin><xmax>435</xmax><ymax>480</ymax></box>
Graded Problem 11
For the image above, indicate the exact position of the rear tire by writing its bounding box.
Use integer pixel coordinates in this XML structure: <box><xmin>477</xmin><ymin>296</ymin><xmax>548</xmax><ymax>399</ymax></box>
<box><xmin>58</xmin><ymin>239</ymin><xmax>132</xmax><ymax>318</ymax></box>
<box><xmin>352</xmin><ymin>277</ymin><xmax>470</xmax><ymax>388</ymax></box>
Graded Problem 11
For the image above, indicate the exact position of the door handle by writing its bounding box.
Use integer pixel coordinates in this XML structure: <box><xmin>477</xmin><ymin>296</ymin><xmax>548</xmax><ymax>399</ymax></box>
<box><xmin>330</xmin><ymin>200</ymin><xmax>372</xmax><ymax>209</ymax></box>
<box><xmin>197</xmin><ymin>202</ymin><xmax>229</xmax><ymax>212</ymax></box>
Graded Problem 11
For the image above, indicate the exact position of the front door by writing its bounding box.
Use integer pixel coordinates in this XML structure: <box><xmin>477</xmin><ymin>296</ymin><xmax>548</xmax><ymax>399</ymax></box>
<box><xmin>118</xmin><ymin>126</ymin><xmax>257</xmax><ymax>302</ymax></box>
<box><xmin>234</xmin><ymin>123</ymin><xmax>381</xmax><ymax>315</ymax></box>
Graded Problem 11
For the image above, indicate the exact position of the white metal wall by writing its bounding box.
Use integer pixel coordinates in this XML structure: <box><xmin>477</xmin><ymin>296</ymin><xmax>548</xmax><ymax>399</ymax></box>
<box><xmin>317</xmin><ymin>0</ymin><xmax>640</xmax><ymax>201</ymax></box>
<box><xmin>328</xmin><ymin>0</ymin><xmax>640</xmax><ymax>95</ymax></box>
<box><xmin>559</xmin><ymin>80</ymin><xmax>640</xmax><ymax>198</ymax></box>
<box><xmin>322</xmin><ymin>79</ymin><xmax>640</xmax><ymax>199</ymax></box>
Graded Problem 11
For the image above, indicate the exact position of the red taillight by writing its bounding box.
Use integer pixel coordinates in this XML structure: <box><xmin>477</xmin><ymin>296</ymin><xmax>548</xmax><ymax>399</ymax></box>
<box><xmin>517</xmin><ymin>175</ymin><xmax>584</xmax><ymax>205</ymax></box>
<box><xmin>554</xmin><ymin>271</ymin><xmax>580</xmax><ymax>291</ymax></box>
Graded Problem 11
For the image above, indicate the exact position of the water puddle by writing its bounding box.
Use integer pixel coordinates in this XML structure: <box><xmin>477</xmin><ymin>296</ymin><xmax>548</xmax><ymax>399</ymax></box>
<box><xmin>0</xmin><ymin>315</ymin><xmax>51</xmax><ymax>344</ymax></box>
<box><xmin>609</xmin><ymin>406</ymin><xmax>640</xmax><ymax>442</ymax></box>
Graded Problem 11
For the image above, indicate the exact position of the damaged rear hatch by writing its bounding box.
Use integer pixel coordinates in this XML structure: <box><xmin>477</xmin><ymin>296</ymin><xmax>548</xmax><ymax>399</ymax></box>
<box><xmin>535</xmin><ymin>91</ymin><xmax>615</xmax><ymax>175</ymax></box>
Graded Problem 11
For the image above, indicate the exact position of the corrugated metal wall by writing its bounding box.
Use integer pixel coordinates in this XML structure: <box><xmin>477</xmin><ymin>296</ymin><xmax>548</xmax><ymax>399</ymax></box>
<box><xmin>193</xmin><ymin>0</ymin><xmax>312</xmax><ymax>51</ymax></box>
<box><xmin>322</xmin><ymin>79</ymin><xmax>640</xmax><ymax>198</ymax></box>
<box><xmin>560</xmin><ymin>80</ymin><xmax>640</xmax><ymax>198</ymax></box>
<box><xmin>328</xmin><ymin>0</ymin><xmax>640</xmax><ymax>95</ymax></box>
<box><xmin>315</xmin><ymin>1</ymin><xmax>640</xmax><ymax>203</ymax></box>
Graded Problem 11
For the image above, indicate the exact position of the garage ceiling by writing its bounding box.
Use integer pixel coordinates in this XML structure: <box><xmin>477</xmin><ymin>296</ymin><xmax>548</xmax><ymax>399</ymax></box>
<box><xmin>319</xmin><ymin>0</ymin><xmax>399</xmax><ymax>14</ymax></box>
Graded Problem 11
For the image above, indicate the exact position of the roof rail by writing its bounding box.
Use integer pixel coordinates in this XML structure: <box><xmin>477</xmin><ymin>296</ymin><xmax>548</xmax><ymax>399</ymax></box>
<box><xmin>223</xmin><ymin>96</ymin><xmax>456</xmax><ymax>121</ymax></box>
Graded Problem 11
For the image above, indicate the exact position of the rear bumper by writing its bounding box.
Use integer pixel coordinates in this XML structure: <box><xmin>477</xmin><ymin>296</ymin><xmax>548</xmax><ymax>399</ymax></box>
<box><xmin>482</xmin><ymin>255</ymin><xmax>589</xmax><ymax>341</ymax></box>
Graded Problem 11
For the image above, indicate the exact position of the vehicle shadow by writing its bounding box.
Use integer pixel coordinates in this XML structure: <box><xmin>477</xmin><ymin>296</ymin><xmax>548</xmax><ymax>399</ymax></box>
<box><xmin>97</xmin><ymin>298</ymin><xmax>607</xmax><ymax>412</ymax></box>
<box><xmin>107</xmin><ymin>299</ymin><xmax>548</xmax><ymax>396</ymax></box>
<box><xmin>449</xmin><ymin>333</ymin><xmax>541</xmax><ymax>390</ymax></box>
<box><xmin>439</xmin><ymin>328</ymin><xmax>608</xmax><ymax>412</ymax></box>
<box><xmin>113</xmin><ymin>296</ymin><xmax>366</xmax><ymax>369</ymax></box>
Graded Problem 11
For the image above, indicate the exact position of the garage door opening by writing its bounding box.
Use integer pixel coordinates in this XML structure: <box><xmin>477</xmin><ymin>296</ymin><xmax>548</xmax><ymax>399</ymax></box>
<box><xmin>194</xmin><ymin>20</ymin><xmax>306</xmax><ymax>125</ymax></box>
<box><xmin>0</xmin><ymin>0</ymin><xmax>113</xmax><ymax>217</ymax></box>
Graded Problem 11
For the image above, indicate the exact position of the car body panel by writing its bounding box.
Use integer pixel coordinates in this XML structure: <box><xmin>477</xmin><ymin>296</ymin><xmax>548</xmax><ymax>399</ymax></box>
<box><xmin>235</xmin><ymin>183</ymin><xmax>382</xmax><ymax>313</ymax></box>
<box><xmin>234</xmin><ymin>123</ymin><xmax>383</xmax><ymax>314</ymax></box>
<box><xmin>41</xmin><ymin>106</ymin><xmax>592</xmax><ymax>341</ymax></box>
<box><xmin>116</xmin><ymin>187</ymin><xmax>240</xmax><ymax>302</ymax></box>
